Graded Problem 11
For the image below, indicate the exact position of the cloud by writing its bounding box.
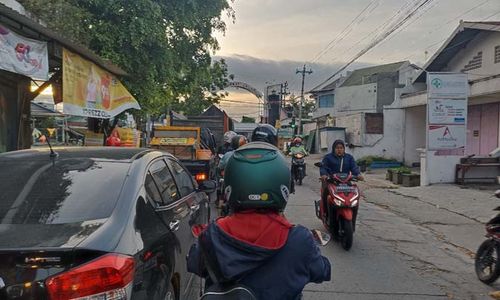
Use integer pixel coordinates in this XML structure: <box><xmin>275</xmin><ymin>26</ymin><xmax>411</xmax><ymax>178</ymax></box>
<box><xmin>216</xmin><ymin>54</ymin><xmax>373</xmax><ymax>94</ymax></box>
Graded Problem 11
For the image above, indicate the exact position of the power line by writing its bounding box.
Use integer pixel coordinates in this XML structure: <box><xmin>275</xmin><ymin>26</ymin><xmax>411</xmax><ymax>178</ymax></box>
<box><xmin>310</xmin><ymin>0</ymin><xmax>379</xmax><ymax>64</ymax></box>
<box><xmin>312</xmin><ymin>0</ymin><xmax>436</xmax><ymax>91</ymax></box>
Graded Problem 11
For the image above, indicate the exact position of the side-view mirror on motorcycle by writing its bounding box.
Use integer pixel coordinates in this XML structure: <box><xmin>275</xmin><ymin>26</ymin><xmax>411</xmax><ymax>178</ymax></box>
<box><xmin>311</xmin><ymin>229</ymin><xmax>331</xmax><ymax>246</ymax></box>
<box><xmin>314</xmin><ymin>162</ymin><xmax>323</xmax><ymax>168</ymax></box>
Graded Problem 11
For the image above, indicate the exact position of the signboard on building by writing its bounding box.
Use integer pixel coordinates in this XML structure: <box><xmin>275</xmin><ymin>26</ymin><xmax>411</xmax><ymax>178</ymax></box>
<box><xmin>0</xmin><ymin>24</ymin><xmax>49</xmax><ymax>80</ymax></box>
<box><xmin>426</xmin><ymin>73</ymin><xmax>468</xmax><ymax>152</ymax></box>
<box><xmin>428</xmin><ymin>73</ymin><xmax>468</xmax><ymax>99</ymax></box>
<box><xmin>62</xmin><ymin>48</ymin><xmax>140</xmax><ymax>119</ymax></box>
<box><xmin>428</xmin><ymin>99</ymin><xmax>467</xmax><ymax>124</ymax></box>
<box><xmin>427</xmin><ymin>125</ymin><xmax>466</xmax><ymax>150</ymax></box>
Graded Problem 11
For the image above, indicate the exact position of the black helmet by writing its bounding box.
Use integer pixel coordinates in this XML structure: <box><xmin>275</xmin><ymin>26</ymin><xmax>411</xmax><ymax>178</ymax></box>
<box><xmin>251</xmin><ymin>124</ymin><xmax>278</xmax><ymax>146</ymax></box>
<box><xmin>230</xmin><ymin>134</ymin><xmax>248</xmax><ymax>150</ymax></box>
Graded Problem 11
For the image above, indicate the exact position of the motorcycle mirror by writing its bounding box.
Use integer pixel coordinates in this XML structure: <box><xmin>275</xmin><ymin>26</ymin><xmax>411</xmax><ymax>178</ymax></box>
<box><xmin>314</xmin><ymin>162</ymin><xmax>323</xmax><ymax>168</ymax></box>
<box><xmin>311</xmin><ymin>229</ymin><xmax>331</xmax><ymax>246</ymax></box>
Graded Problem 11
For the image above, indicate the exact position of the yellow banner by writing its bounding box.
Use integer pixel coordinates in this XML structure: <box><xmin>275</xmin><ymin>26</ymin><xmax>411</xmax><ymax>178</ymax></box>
<box><xmin>62</xmin><ymin>48</ymin><xmax>140</xmax><ymax>118</ymax></box>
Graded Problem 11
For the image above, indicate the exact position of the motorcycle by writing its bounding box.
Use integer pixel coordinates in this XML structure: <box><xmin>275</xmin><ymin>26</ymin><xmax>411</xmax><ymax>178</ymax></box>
<box><xmin>475</xmin><ymin>190</ymin><xmax>500</xmax><ymax>284</ymax></box>
<box><xmin>291</xmin><ymin>152</ymin><xmax>306</xmax><ymax>186</ymax></box>
<box><xmin>313</xmin><ymin>162</ymin><xmax>360</xmax><ymax>251</ymax></box>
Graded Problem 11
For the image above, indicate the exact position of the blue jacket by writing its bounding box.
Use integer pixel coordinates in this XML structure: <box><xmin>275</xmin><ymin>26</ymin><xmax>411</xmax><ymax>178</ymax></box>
<box><xmin>187</xmin><ymin>214</ymin><xmax>331</xmax><ymax>300</ymax></box>
<box><xmin>320</xmin><ymin>152</ymin><xmax>360</xmax><ymax>176</ymax></box>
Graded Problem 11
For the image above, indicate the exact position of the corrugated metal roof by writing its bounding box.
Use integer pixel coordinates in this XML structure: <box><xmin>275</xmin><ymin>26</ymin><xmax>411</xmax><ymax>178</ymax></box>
<box><xmin>0</xmin><ymin>3</ymin><xmax>127</xmax><ymax>76</ymax></box>
<box><xmin>340</xmin><ymin>61</ymin><xmax>407</xmax><ymax>87</ymax></box>
<box><xmin>31</xmin><ymin>102</ymin><xmax>63</xmax><ymax>117</ymax></box>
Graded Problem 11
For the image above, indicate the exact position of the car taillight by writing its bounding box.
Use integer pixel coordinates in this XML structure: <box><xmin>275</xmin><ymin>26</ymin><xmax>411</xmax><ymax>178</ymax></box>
<box><xmin>46</xmin><ymin>253</ymin><xmax>135</xmax><ymax>300</ymax></box>
<box><xmin>195</xmin><ymin>172</ymin><xmax>207</xmax><ymax>181</ymax></box>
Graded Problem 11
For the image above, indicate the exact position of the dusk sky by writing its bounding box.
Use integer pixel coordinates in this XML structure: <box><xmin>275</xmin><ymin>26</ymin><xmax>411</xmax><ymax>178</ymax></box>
<box><xmin>214</xmin><ymin>0</ymin><xmax>500</xmax><ymax>119</ymax></box>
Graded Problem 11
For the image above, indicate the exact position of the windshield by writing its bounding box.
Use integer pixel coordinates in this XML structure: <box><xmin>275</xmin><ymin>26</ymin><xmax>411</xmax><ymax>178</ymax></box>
<box><xmin>0</xmin><ymin>159</ymin><xmax>129</xmax><ymax>224</ymax></box>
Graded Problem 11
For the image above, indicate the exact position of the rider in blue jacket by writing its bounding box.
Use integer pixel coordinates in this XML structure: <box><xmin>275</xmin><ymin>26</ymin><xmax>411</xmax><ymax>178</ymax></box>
<box><xmin>187</xmin><ymin>139</ymin><xmax>331</xmax><ymax>299</ymax></box>
<box><xmin>320</xmin><ymin>139</ymin><xmax>363</xmax><ymax>181</ymax></box>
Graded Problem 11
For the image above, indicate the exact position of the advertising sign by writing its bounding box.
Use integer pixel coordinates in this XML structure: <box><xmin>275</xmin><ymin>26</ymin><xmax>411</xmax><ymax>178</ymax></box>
<box><xmin>0</xmin><ymin>24</ymin><xmax>49</xmax><ymax>80</ymax></box>
<box><xmin>428</xmin><ymin>73</ymin><xmax>468</xmax><ymax>99</ymax></box>
<box><xmin>62</xmin><ymin>48</ymin><xmax>140</xmax><ymax>119</ymax></box>
<box><xmin>428</xmin><ymin>98</ymin><xmax>467</xmax><ymax>124</ymax></box>
<box><xmin>428</xmin><ymin>124</ymin><xmax>466</xmax><ymax>151</ymax></box>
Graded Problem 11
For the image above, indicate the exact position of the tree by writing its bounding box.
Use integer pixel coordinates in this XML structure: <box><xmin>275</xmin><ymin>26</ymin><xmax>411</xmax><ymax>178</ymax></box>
<box><xmin>19</xmin><ymin>0</ymin><xmax>234</xmax><ymax>116</ymax></box>
<box><xmin>285</xmin><ymin>95</ymin><xmax>316</xmax><ymax>118</ymax></box>
<box><xmin>241</xmin><ymin>116</ymin><xmax>256</xmax><ymax>123</ymax></box>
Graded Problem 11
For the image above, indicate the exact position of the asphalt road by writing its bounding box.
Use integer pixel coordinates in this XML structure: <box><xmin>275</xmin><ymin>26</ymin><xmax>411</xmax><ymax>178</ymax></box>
<box><xmin>286</xmin><ymin>171</ymin><xmax>492</xmax><ymax>300</ymax></box>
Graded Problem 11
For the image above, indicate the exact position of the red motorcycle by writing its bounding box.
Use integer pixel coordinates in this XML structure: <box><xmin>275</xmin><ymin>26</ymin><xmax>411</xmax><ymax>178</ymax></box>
<box><xmin>314</xmin><ymin>162</ymin><xmax>360</xmax><ymax>251</ymax></box>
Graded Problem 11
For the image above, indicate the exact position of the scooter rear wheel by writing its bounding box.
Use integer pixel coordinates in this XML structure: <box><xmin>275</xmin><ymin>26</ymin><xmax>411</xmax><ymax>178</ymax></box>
<box><xmin>475</xmin><ymin>239</ymin><xmax>500</xmax><ymax>284</ymax></box>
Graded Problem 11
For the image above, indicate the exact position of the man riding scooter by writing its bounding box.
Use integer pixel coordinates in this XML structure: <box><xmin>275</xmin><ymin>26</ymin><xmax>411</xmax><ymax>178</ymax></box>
<box><xmin>187</xmin><ymin>127</ymin><xmax>331</xmax><ymax>300</ymax></box>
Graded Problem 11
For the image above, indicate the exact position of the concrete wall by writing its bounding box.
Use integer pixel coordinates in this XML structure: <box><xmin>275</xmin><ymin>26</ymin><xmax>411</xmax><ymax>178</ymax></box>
<box><xmin>404</xmin><ymin>105</ymin><xmax>426</xmax><ymax>166</ymax></box>
<box><xmin>334</xmin><ymin>109</ymin><xmax>405</xmax><ymax>161</ymax></box>
<box><xmin>334</xmin><ymin>83</ymin><xmax>378</xmax><ymax>115</ymax></box>
<box><xmin>447</xmin><ymin>31</ymin><xmax>500</xmax><ymax>80</ymax></box>
<box><xmin>376</xmin><ymin>72</ymin><xmax>399</xmax><ymax>110</ymax></box>
<box><xmin>422</xmin><ymin>152</ymin><xmax>461</xmax><ymax>185</ymax></box>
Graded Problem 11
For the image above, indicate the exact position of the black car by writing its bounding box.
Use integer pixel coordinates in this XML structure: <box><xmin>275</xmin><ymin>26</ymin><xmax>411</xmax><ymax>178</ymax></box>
<box><xmin>0</xmin><ymin>147</ymin><xmax>213</xmax><ymax>300</ymax></box>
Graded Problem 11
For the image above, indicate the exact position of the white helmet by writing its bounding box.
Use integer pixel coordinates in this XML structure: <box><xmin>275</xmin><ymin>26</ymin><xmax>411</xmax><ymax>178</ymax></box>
<box><xmin>223</xmin><ymin>131</ymin><xmax>237</xmax><ymax>144</ymax></box>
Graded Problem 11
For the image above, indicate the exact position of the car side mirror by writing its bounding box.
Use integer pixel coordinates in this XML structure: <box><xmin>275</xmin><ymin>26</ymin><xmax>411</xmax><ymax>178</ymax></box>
<box><xmin>197</xmin><ymin>180</ymin><xmax>216</xmax><ymax>194</ymax></box>
<box><xmin>314</xmin><ymin>162</ymin><xmax>323</xmax><ymax>168</ymax></box>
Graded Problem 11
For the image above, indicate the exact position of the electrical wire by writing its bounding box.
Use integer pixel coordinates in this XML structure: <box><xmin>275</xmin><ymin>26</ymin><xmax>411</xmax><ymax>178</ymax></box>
<box><xmin>312</xmin><ymin>0</ymin><xmax>436</xmax><ymax>91</ymax></box>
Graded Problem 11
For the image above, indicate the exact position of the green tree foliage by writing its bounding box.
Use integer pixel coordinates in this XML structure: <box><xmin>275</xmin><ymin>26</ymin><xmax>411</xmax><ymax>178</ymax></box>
<box><xmin>20</xmin><ymin>0</ymin><xmax>234</xmax><ymax>116</ymax></box>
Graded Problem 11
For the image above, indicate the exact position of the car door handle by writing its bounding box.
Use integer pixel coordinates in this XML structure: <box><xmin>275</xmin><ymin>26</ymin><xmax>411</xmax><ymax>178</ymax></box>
<box><xmin>169</xmin><ymin>220</ymin><xmax>180</xmax><ymax>232</ymax></box>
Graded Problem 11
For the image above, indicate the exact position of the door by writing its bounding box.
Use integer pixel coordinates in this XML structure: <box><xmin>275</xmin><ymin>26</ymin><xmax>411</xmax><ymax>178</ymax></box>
<box><xmin>467</xmin><ymin>105</ymin><xmax>481</xmax><ymax>155</ymax></box>
<box><xmin>166</xmin><ymin>158</ymin><xmax>202</xmax><ymax>299</ymax></box>
<box><xmin>132</xmin><ymin>159</ymin><xmax>179</xmax><ymax>300</ymax></box>
<box><xmin>480</xmin><ymin>103</ymin><xmax>499</xmax><ymax>155</ymax></box>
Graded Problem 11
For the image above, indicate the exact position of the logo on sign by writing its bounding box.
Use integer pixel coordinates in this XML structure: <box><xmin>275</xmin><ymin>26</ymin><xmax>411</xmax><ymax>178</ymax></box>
<box><xmin>431</xmin><ymin>78</ymin><xmax>443</xmax><ymax>89</ymax></box>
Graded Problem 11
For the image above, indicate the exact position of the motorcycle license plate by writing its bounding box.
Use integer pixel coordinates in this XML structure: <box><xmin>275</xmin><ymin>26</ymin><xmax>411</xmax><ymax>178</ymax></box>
<box><xmin>336</xmin><ymin>184</ymin><xmax>355</xmax><ymax>193</ymax></box>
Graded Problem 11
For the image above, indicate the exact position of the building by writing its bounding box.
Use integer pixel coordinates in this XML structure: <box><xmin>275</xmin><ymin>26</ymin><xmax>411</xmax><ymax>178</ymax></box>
<box><xmin>402</xmin><ymin>21</ymin><xmax>500</xmax><ymax>164</ymax></box>
<box><xmin>0</xmin><ymin>1</ymin><xmax>128</xmax><ymax>152</ymax></box>
<box><xmin>311</xmin><ymin>61</ymin><xmax>419</xmax><ymax>158</ymax></box>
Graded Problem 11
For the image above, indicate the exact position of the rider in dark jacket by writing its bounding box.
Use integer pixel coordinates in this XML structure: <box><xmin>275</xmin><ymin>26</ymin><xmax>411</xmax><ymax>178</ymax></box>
<box><xmin>187</xmin><ymin>142</ymin><xmax>331</xmax><ymax>300</ymax></box>
<box><xmin>320</xmin><ymin>140</ymin><xmax>363</xmax><ymax>180</ymax></box>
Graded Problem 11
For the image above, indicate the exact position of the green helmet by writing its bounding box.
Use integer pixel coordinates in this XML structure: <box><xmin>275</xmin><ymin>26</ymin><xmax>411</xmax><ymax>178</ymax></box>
<box><xmin>224</xmin><ymin>142</ymin><xmax>291</xmax><ymax>211</ymax></box>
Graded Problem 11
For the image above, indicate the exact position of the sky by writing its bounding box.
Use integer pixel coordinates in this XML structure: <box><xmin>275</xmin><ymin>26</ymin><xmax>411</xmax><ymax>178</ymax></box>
<box><xmin>213</xmin><ymin>0</ymin><xmax>500</xmax><ymax>120</ymax></box>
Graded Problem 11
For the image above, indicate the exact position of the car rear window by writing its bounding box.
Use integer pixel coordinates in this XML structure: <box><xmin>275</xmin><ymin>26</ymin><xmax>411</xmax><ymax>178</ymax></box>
<box><xmin>0</xmin><ymin>158</ymin><xmax>129</xmax><ymax>224</ymax></box>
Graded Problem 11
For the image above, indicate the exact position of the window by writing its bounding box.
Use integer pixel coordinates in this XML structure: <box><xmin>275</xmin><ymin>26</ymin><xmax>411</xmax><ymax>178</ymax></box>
<box><xmin>0</xmin><ymin>159</ymin><xmax>129</xmax><ymax>224</ymax></box>
<box><xmin>318</xmin><ymin>94</ymin><xmax>334</xmax><ymax>108</ymax></box>
<box><xmin>365</xmin><ymin>113</ymin><xmax>384</xmax><ymax>134</ymax></box>
<box><xmin>147</xmin><ymin>159</ymin><xmax>180</xmax><ymax>206</ymax></box>
<box><xmin>495</xmin><ymin>46</ymin><xmax>500</xmax><ymax>64</ymax></box>
<box><xmin>167</xmin><ymin>159</ymin><xmax>195</xmax><ymax>198</ymax></box>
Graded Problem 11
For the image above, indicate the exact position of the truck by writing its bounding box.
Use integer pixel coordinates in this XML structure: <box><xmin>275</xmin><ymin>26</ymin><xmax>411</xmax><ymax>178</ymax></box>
<box><xmin>149</xmin><ymin>125</ymin><xmax>217</xmax><ymax>184</ymax></box>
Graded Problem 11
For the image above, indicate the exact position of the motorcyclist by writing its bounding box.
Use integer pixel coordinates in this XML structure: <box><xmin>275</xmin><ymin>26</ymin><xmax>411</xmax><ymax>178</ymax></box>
<box><xmin>187</xmin><ymin>142</ymin><xmax>331</xmax><ymax>300</ymax></box>
<box><xmin>217</xmin><ymin>135</ymin><xmax>248</xmax><ymax>210</ymax></box>
<box><xmin>288</xmin><ymin>137</ymin><xmax>308</xmax><ymax>178</ymax></box>
<box><xmin>251</xmin><ymin>124</ymin><xmax>278</xmax><ymax>145</ymax></box>
<box><xmin>218</xmin><ymin>130</ymin><xmax>237</xmax><ymax>155</ymax></box>
<box><xmin>320</xmin><ymin>139</ymin><xmax>364</xmax><ymax>181</ymax></box>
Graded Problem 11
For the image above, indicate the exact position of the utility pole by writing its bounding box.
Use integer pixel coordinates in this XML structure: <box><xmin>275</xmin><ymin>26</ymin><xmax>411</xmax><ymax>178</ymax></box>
<box><xmin>296</xmin><ymin>65</ymin><xmax>313</xmax><ymax>135</ymax></box>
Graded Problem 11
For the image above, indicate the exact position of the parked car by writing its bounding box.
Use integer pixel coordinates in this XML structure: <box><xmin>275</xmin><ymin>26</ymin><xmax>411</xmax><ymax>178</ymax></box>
<box><xmin>0</xmin><ymin>147</ymin><xmax>214</xmax><ymax>300</ymax></box>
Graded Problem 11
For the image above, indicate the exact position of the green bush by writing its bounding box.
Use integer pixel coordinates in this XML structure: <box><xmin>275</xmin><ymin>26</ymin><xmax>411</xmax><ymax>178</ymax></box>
<box><xmin>392</xmin><ymin>166</ymin><xmax>411</xmax><ymax>174</ymax></box>
<box><xmin>357</xmin><ymin>156</ymin><xmax>396</xmax><ymax>166</ymax></box>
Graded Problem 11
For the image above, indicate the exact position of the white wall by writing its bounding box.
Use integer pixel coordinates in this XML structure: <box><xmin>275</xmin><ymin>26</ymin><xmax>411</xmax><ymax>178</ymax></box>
<box><xmin>335</xmin><ymin>83</ymin><xmax>378</xmax><ymax>115</ymax></box>
<box><xmin>335</xmin><ymin>113</ymin><xmax>363</xmax><ymax>145</ymax></box>
<box><xmin>422</xmin><ymin>152</ymin><xmax>461</xmax><ymax>185</ymax></box>
<box><xmin>404</xmin><ymin>105</ymin><xmax>426</xmax><ymax>166</ymax></box>
<box><xmin>447</xmin><ymin>31</ymin><xmax>500</xmax><ymax>80</ymax></box>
